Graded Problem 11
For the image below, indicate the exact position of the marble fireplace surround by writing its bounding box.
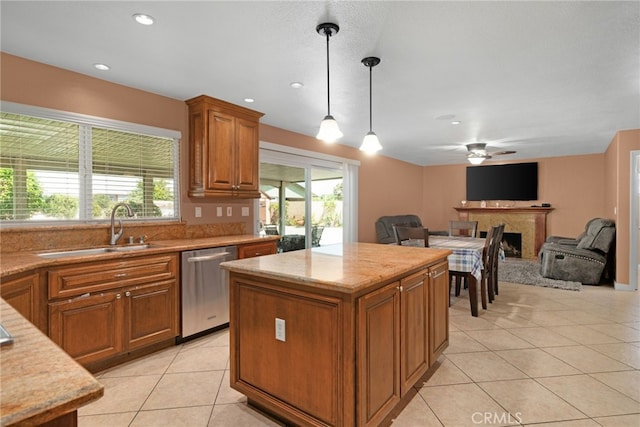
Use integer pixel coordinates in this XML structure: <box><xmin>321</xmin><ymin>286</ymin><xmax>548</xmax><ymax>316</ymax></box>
<box><xmin>455</xmin><ymin>207</ymin><xmax>553</xmax><ymax>259</ymax></box>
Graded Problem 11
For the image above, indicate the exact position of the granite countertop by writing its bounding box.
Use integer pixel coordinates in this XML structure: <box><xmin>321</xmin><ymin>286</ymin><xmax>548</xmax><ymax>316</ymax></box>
<box><xmin>0</xmin><ymin>234</ymin><xmax>280</xmax><ymax>278</ymax></box>
<box><xmin>0</xmin><ymin>298</ymin><xmax>104</xmax><ymax>426</ymax></box>
<box><xmin>221</xmin><ymin>242</ymin><xmax>451</xmax><ymax>294</ymax></box>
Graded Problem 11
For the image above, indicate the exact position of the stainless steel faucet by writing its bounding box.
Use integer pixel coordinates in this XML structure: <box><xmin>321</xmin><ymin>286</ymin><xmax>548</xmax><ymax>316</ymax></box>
<box><xmin>109</xmin><ymin>202</ymin><xmax>135</xmax><ymax>245</ymax></box>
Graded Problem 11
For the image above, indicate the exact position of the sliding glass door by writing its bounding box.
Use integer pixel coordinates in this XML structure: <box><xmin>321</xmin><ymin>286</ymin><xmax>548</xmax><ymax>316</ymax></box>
<box><xmin>258</xmin><ymin>143</ymin><xmax>358</xmax><ymax>252</ymax></box>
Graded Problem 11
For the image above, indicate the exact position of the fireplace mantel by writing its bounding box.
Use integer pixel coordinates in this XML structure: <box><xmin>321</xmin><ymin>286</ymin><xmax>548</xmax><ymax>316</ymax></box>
<box><xmin>455</xmin><ymin>207</ymin><xmax>553</xmax><ymax>259</ymax></box>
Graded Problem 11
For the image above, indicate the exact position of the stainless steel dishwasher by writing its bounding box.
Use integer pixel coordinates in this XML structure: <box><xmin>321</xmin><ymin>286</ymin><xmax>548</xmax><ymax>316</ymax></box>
<box><xmin>180</xmin><ymin>246</ymin><xmax>237</xmax><ymax>340</ymax></box>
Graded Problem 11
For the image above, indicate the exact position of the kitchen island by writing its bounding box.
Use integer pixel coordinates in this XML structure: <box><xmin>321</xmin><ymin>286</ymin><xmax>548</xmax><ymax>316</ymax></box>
<box><xmin>221</xmin><ymin>242</ymin><xmax>451</xmax><ymax>427</ymax></box>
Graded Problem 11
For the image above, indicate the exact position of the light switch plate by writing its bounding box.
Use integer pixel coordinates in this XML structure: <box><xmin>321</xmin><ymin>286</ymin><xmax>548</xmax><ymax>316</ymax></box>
<box><xmin>216</xmin><ymin>207</ymin><xmax>222</xmax><ymax>217</ymax></box>
<box><xmin>242</xmin><ymin>207</ymin><xmax>249</xmax><ymax>217</ymax></box>
<box><xmin>227</xmin><ymin>206</ymin><xmax>232</xmax><ymax>216</ymax></box>
<box><xmin>195</xmin><ymin>207</ymin><xmax>201</xmax><ymax>218</ymax></box>
<box><xmin>275</xmin><ymin>318</ymin><xmax>286</xmax><ymax>342</ymax></box>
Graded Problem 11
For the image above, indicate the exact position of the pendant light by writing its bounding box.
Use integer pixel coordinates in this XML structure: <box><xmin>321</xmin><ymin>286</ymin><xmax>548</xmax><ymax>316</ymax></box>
<box><xmin>360</xmin><ymin>56</ymin><xmax>382</xmax><ymax>154</ymax></box>
<box><xmin>316</xmin><ymin>22</ymin><xmax>343</xmax><ymax>143</ymax></box>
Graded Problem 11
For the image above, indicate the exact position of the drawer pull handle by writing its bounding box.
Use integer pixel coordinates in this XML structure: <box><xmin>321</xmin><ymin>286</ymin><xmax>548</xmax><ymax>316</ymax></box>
<box><xmin>114</xmin><ymin>273</ymin><xmax>127</xmax><ymax>278</ymax></box>
<box><xmin>187</xmin><ymin>252</ymin><xmax>231</xmax><ymax>263</ymax></box>
<box><xmin>431</xmin><ymin>270</ymin><xmax>446</xmax><ymax>279</ymax></box>
<box><xmin>116</xmin><ymin>293</ymin><xmax>122</xmax><ymax>299</ymax></box>
<box><xmin>125</xmin><ymin>291</ymin><xmax>131</xmax><ymax>297</ymax></box>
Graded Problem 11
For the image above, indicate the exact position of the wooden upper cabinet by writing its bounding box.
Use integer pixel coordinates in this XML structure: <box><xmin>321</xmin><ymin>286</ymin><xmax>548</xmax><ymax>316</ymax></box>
<box><xmin>186</xmin><ymin>95</ymin><xmax>264</xmax><ymax>198</ymax></box>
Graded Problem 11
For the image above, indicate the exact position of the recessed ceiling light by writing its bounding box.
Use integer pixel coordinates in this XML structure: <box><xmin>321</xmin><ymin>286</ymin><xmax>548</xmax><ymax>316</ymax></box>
<box><xmin>451</xmin><ymin>120</ymin><xmax>461</xmax><ymax>125</ymax></box>
<box><xmin>133</xmin><ymin>13</ymin><xmax>155</xmax><ymax>25</ymax></box>
<box><xmin>244</xmin><ymin>98</ymin><xmax>255</xmax><ymax>103</ymax></box>
<box><xmin>290</xmin><ymin>82</ymin><xmax>304</xmax><ymax>89</ymax></box>
<box><xmin>93</xmin><ymin>63</ymin><xmax>110</xmax><ymax>71</ymax></box>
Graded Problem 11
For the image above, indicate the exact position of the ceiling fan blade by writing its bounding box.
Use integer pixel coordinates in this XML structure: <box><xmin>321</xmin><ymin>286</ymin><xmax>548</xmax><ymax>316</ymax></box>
<box><xmin>491</xmin><ymin>150</ymin><xmax>516</xmax><ymax>156</ymax></box>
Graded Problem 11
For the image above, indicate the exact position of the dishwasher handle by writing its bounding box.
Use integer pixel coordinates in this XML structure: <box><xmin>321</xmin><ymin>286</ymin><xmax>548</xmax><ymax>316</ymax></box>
<box><xmin>187</xmin><ymin>252</ymin><xmax>232</xmax><ymax>263</ymax></box>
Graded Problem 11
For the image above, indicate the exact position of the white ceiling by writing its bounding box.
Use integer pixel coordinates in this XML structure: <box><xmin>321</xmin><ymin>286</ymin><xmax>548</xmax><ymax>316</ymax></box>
<box><xmin>1</xmin><ymin>1</ymin><xmax>638</xmax><ymax>166</ymax></box>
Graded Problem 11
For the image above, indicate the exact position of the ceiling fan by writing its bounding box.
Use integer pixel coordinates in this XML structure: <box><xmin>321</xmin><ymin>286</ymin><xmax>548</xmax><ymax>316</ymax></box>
<box><xmin>466</xmin><ymin>143</ymin><xmax>516</xmax><ymax>164</ymax></box>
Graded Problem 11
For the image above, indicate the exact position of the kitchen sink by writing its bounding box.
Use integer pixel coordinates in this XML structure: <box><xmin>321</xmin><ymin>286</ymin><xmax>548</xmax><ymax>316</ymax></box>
<box><xmin>38</xmin><ymin>244</ymin><xmax>155</xmax><ymax>258</ymax></box>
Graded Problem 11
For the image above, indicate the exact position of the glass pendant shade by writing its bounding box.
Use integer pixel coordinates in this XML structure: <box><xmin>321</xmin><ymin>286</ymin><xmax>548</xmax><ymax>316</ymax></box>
<box><xmin>360</xmin><ymin>131</ymin><xmax>382</xmax><ymax>154</ymax></box>
<box><xmin>316</xmin><ymin>115</ymin><xmax>343</xmax><ymax>143</ymax></box>
<box><xmin>468</xmin><ymin>155</ymin><xmax>485</xmax><ymax>165</ymax></box>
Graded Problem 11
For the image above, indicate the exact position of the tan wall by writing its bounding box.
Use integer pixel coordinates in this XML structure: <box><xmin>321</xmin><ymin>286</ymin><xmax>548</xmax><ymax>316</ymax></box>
<box><xmin>422</xmin><ymin>154</ymin><xmax>607</xmax><ymax>237</ymax></box>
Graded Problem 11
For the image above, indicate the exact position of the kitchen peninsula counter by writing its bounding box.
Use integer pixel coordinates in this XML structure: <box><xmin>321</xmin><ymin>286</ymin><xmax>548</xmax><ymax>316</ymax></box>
<box><xmin>0</xmin><ymin>298</ymin><xmax>104</xmax><ymax>426</ymax></box>
<box><xmin>222</xmin><ymin>242</ymin><xmax>451</xmax><ymax>427</ymax></box>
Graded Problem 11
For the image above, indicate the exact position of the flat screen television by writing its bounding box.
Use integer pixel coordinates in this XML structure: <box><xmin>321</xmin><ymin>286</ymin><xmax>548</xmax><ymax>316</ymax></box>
<box><xmin>466</xmin><ymin>162</ymin><xmax>538</xmax><ymax>201</ymax></box>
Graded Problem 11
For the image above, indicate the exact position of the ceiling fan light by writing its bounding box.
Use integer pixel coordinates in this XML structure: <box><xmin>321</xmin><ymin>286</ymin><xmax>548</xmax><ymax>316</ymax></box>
<box><xmin>316</xmin><ymin>115</ymin><xmax>343</xmax><ymax>143</ymax></box>
<box><xmin>468</xmin><ymin>156</ymin><xmax>485</xmax><ymax>165</ymax></box>
<box><xmin>360</xmin><ymin>131</ymin><xmax>382</xmax><ymax>154</ymax></box>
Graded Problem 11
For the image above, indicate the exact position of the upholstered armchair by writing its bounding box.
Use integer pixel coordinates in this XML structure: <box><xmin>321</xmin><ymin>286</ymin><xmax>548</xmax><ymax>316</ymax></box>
<box><xmin>375</xmin><ymin>215</ymin><xmax>423</xmax><ymax>244</ymax></box>
<box><xmin>539</xmin><ymin>218</ymin><xmax>615</xmax><ymax>284</ymax></box>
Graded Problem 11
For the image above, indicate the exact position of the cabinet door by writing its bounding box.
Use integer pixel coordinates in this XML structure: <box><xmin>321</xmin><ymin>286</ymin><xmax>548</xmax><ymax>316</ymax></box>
<box><xmin>1</xmin><ymin>272</ymin><xmax>39</xmax><ymax>327</ymax></box>
<box><xmin>206</xmin><ymin>110</ymin><xmax>236</xmax><ymax>191</ymax></box>
<box><xmin>400</xmin><ymin>269</ymin><xmax>429</xmax><ymax>394</ymax></box>
<box><xmin>429</xmin><ymin>261</ymin><xmax>449</xmax><ymax>363</ymax></box>
<box><xmin>357</xmin><ymin>282</ymin><xmax>401</xmax><ymax>427</ymax></box>
<box><xmin>235</xmin><ymin>118</ymin><xmax>259</xmax><ymax>192</ymax></box>
<box><xmin>237</xmin><ymin>241</ymin><xmax>277</xmax><ymax>259</ymax></box>
<box><xmin>49</xmin><ymin>291</ymin><xmax>123</xmax><ymax>365</ymax></box>
<box><xmin>125</xmin><ymin>279</ymin><xmax>178</xmax><ymax>351</ymax></box>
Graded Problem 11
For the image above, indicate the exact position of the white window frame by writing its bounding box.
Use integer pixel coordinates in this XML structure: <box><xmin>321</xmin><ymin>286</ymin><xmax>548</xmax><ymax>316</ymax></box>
<box><xmin>0</xmin><ymin>101</ymin><xmax>181</xmax><ymax>225</ymax></box>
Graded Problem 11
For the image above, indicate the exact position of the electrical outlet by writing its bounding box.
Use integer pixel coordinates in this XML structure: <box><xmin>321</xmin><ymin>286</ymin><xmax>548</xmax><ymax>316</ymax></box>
<box><xmin>227</xmin><ymin>206</ymin><xmax>232</xmax><ymax>216</ymax></box>
<box><xmin>216</xmin><ymin>207</ymin><xmax>222</xmax><ymax>217</ymax></box>
<box><xmin>275</xmin><ymin>318</ymin><xmax>286</xmax><ymax>342</ymax></box>
<box><xmin>242</xmin><ymin>207</ymin><xmax>249</xmax><ymax>217</ymax></box>
<box><xmin>195</xmin><ymin>207</ymin><xmax>201</xmax><ymax>218</ymax></box>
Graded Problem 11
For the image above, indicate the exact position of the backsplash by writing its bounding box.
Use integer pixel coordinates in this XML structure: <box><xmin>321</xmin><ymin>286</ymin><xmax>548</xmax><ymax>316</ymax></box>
<box><xmin>0</xmin><ymin>221</ymin><xmax>246</xmax><ymax>253</ymax></box>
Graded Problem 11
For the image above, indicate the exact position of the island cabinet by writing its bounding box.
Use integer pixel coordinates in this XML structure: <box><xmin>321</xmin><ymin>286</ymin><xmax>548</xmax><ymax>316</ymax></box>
<box><xmin>47</xmin><ymin>254</ymin><xmax>179</xmax><ymax>369</ymax></box>
<box><xmin>0</xmin><ymin>271</ymin><xmax>44</xmax><ymax>332</ymax></box>
<box><xmin>186</xmin><ymin>94</ymin><xmax>264</xmax><ymax>198</ymax></box>
<box><xmin>224</xmin><ymin>243</ymin><xmax>451</xmax><ymax>427</ymax></box>
<box><xmin>238</xmin><ymin>240</ymin><xmax>278</xmax><ymax>259</ymax></box>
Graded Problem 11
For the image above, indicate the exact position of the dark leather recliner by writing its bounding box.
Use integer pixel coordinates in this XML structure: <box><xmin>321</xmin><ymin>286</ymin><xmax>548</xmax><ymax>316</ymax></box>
<box><xmin>539</xmin><ymin>218</ymin><xmax>615</xmax><ymax>284</ymax></box>
<box><xmin>375</xmin><ymin>215</ymin><xmax>423</xmax><ymax>244</ymax></box>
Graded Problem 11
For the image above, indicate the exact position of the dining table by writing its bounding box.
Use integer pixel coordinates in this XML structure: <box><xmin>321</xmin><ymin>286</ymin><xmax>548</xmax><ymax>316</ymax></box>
<box><xmin>428</xmin><ymin>235</ymin><xmax>486</xmax><ymax>317</ymax></box>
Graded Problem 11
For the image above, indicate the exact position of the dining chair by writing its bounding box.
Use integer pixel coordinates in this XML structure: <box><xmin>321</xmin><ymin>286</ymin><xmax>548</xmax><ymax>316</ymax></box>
<box><xmin>489</xmin><ymin>223</ymin><xmax>505</xmax><ymax>297</ymax></box>
<box><xmin>449</xmin><ymin>220</ymin><xmax>478</xmax><ymax>237</ymax></box>
<box><xmin>483</xmin><ymin>225</ymin><xmax>500</xmax><ymax>303</ymax></box>
<box><xmin>392</xmin><ymin>225</ymin><xmax>429</xmax><ymax>247</ymax></box>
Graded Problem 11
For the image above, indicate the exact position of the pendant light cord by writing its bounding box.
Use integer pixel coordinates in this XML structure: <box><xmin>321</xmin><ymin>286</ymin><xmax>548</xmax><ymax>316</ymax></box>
<box><xmin>369</xmin><ymin>65</ymin><xmax>373</xmax><ymax>132</ymax></box>
<box><xmin>325</xmin><ymin>30</ymin><xmax>331</xmax><ymax>116</ymax></box>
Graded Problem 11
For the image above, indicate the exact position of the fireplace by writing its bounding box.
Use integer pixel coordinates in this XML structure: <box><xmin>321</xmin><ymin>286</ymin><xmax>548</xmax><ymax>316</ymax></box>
<box><xmin>480</xmin><ymin>231</ymin><xmax>522</xmax><ymax>258</ymax></box>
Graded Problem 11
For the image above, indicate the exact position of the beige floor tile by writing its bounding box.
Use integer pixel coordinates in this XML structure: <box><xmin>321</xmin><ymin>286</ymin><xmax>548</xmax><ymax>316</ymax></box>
<box><xmin>478</xmin><ymin>311</ymin><xmax>539</xmax><ymax>328</ymax></box>
<box><xmin>550</xmin><ymin>325</ymin><xmax>623</xmax><ymax>345</ymax></box>
<box><xmin>142</xmin><ymin>371</ymin><xmax>224</xmax><ymax>410</ymax></box>
<box><xmin>623</xmin><ymin>321</ymin><xmax>640</xmax><ymax>330</ymax></box>
<box><xmin>130</xmin><ymin>405</ymin><xmax>213</xmax><ymax>426</ymax></box>
<box><xmin>542</xmin><ymin>346</ymin><xmax>633</xmax><ymax>373</ymax></box>
<box><xmin>495</xmin><ymin>348</ymin><xmax>580</xmax><ymax>378</ymax></box>
<box><xmin>537</xmin><ymin>375</ymin><xmax>640</xmax><ymax>418</ymax></box>
<box><xmin>446</xmin><ymin>351</ymin><xmax>528</xmax><ymax>382</ymax></box>
<box><xmin>420</xmin><ymin>383</ymin><xmax>519</xmax><ymax>426</ymax></box>
<box><xmin>99</xmin><ymin>346</ymin><xmax>180</xmax><ymax>378</ymax></box>
<box><xmin>422</xmin><ymin>358</ymin><xmax>473</xmax><ymax>386</ymax></box>
<box><xmin>78</xmin><ymin>412</ymin><xmax>137</xmax><ymax>427</ymax></box>
<box><xmin>521</xmin><ymin>420</ymin><xmax>601</xmax><ymax>426</ymax></box>
<box><xmin>516</xmin><ymin>311</ymin><xmax>578</xmax><ymax>327</ymax></box>
<box><xmin>479</xmin><ymin>379</ymin><xmax>587</xmax><ymax>424</ymax></box>
<box><xmin>592</xmin><ymin>413</ymin><xmax>640</xmax><ymax>426</ymax></box>
<box><xmin>586</xmin><ymin>323</ymin><xmax>640</xmax><ymax>342</ymax></box>
<box><xmin>443</xmin><ymin>331</ymin><xmax>488</xmax><ymax>354</ymax></box>
<box><xmin>449</xmin><ymin>314</ymin><xmax>500</xmax><ymax>331</ymax></box>
<box><xmin>587</xmin><ymin>342</ymin><xmax>640</xmax><ymax>369</ymax></box>
<box><xmin>208</xmin><ymin>403</ymin><xmax>284</xmax><ymax>426</ymax></box>
<box><xmin>182</xmin><ymin>329</ymin><xmax>230</xmax><ymax>349</ymax></box>
<box><xmin>166</xmin><ymin>345</ymin><xmax>229</xmax><ymax>373</ymax></box>
<box><xmin>215</xmin><ymin>370</ymin><xmax>247</xmax><ymax>404</ymax></box>
<box><xmin>464</xmin><ymin>329</ymin><xmax>534</xmax><ymax>351</ymax></box>
<box><xmin>79</xmin><ymin>375</ymin><xmax>161</xmax><ymax>416</ymax></box>
<box><xmin>590</xmin><ymin>370</ymin><xmax>640</xmax><ymax>402</ymax></box>
<box><xmin>390</xmin><ymin>393</ymin><xmax>443</xmax><ymax>426</ymax></box>
<box><xmin>506</xmin><ymin>327</ymin><xmax>579</xmax><ymax>348</ymax></box>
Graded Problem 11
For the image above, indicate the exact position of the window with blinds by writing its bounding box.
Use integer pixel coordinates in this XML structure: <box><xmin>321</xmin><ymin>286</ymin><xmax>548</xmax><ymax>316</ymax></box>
<box><xmin>0</xmin><ymin>110</ymin><xmax>179</xmax><ymax>223</ymax></box>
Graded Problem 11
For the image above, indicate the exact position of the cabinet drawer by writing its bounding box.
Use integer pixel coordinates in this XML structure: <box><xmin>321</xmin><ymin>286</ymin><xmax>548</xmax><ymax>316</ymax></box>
<box><xmin>238</xmin><ymin>241</ymin><xmax>277</xmax><ymax>259</ymax></box>
<box><xmin>49</xmin><ymin>254</ymin><xmax>178</xmax><ymax>299</ymax></box>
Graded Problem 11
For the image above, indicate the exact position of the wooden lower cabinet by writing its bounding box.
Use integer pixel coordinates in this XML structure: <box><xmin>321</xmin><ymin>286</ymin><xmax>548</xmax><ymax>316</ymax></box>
<box><xmin>47</xmin><ymin>254</ymin><xmax>179</xmax><ymax>367</ymax></box>
<box><xmin>238</xmin><ymin>240</ymin><xmax>278</xmax><ymax>259</ymax></box>
<box><xmin>230</xmin><ymin>261</ymin><xmax>449</xmax><ymax>427</ymax></box>
<box><xmin>1</xmin><ymin>271</ymin><xmax>41</xmax><ymax>329</ymax></box>
<box><xmin>429</xmin><ymin>261</ymin><xmax>449</xmax><ymax>362</ymax></box>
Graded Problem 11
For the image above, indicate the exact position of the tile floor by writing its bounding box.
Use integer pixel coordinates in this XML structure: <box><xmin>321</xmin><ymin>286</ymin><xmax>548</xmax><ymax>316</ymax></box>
<box><xmin>79</xmin><ymin>282</ymin><xmax>640</xmax><ymax>426</ymax></box>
